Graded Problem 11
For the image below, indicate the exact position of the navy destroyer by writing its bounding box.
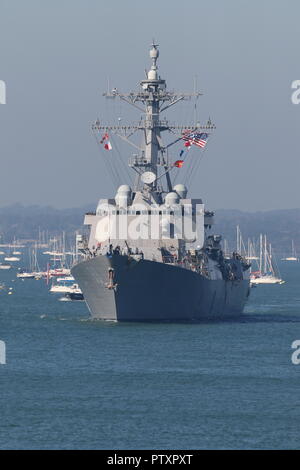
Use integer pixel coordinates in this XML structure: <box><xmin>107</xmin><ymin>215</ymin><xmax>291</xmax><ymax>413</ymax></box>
<box><xmin>71</xmin><ymin>42</ymin><xmax>251</xmax><ymax>321</ymax></box>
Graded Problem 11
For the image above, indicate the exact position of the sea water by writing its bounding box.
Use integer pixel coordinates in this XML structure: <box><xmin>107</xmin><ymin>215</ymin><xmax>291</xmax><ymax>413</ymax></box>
<box><xmin>0</xmin><ymin>262</ymin><xmax>300</xmax><ymax>449</ymax></box>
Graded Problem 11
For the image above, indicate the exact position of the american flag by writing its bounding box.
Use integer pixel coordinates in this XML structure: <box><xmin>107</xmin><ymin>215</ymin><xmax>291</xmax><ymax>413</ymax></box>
<box><xmin>182</xmin><ymin>131</ymin><xmax>209</xmax><ymax>148</ymax></box>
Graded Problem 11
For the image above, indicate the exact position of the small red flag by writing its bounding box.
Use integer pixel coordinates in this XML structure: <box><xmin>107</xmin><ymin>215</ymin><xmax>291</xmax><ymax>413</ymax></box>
<box><xmin>104</xmin><ymin>141</ymin><xmax>112</xmax><ymax>150</ymax></box>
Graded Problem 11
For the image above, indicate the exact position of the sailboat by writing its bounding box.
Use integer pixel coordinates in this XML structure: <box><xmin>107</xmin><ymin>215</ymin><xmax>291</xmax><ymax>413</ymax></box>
<box><xmin>236</xmin><ymin>226</ymin><xmax>258</xmax><ymax>261</ymax></box>
<box><xmin>281</xmin><ymin>240</ymin><xmax>298</xmax><ymax>261</ymax></box>
<box><xmin>17</xmin><ymin>245</ymin><xmax>41</xmax><ymax>279</ymax></box>
<box><xmin>43</xmin><ymin>233</ymin><xmax>70</xmax><ymax>276</ymax></box>
<box><xmin>49</xmin><ymin>276</ymin><xmax>76</xmax><ymax>293</ymax></box>
<box><xmin>43</xmin><ymin>236</ymin><xmax>64</xmax><ymax>257</ymax></box>
<box><xmin>250</xmin><ymin>234</ymin><xmax>285</xmax><ymax>284</ymax></box>
<box><xmin>246</xmin><ymin>238</ymin><xmax>259</xmax><ymax>261</ymax></box>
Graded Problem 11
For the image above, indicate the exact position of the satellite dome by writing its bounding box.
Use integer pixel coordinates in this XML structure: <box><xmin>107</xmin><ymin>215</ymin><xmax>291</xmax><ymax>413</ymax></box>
<box><xmin>165</xmin><ymin>192</ymin><xmax>180</xmax><ymax>206</ymax></box>
<box><xmin>117</xmin><ymin>184</ymin><xmax>131</xmax><ymax>194</ymax></box>
<box><xmin>115</xmin><ymin>185</ymin><xmax>132</xmax><ymax>208</ymax></box>
<box><xmin>148</xmin><ymin>69</ymin><xmax>158</xmax><ymax>80</ymax></box>
<box><xmin>173</xmin><ymin>184</ymin><xmax>188</xmax><ymax>199</ymax></box>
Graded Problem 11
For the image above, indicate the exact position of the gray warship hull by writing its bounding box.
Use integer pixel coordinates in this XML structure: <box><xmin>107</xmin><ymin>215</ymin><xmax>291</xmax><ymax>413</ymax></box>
<box><xmin>71</xmin><ymin>254</ymin><xmax>250</xmax><ymax>321</ymax></box>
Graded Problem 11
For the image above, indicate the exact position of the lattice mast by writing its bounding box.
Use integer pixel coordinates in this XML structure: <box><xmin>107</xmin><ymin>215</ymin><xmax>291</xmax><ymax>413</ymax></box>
<box><xmin>92</xmin><ymin>42</ymin><xmax>215</xmax><ymax>195</ymax></box>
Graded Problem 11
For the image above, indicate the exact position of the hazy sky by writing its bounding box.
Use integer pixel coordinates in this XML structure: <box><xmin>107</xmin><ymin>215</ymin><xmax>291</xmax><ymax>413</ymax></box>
<box><xmin>0</xmin><ymin>0</ymin><xmax>299</xmax><ymax>211</ymax></box>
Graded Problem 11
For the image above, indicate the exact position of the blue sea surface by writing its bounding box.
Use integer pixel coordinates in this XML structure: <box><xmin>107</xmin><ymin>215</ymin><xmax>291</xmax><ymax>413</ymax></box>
<box><xmin>0</xmin><ymin>261</ymin><xmax>300</xmax><ymax>449</ymax></box>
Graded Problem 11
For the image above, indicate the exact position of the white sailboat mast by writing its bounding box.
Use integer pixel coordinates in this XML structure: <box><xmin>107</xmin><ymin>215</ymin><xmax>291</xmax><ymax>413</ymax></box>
<box><xmin>259</xmin><ymin>234</ymin><xmax>263</xmax><ymax>273</ymax></box>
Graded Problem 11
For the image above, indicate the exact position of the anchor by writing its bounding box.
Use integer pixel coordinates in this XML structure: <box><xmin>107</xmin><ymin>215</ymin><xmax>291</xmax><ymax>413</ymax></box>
<box><xmin>105</xmin><ymin>268</ymin><xmax>118</xmax><ymax>290</ymax></box>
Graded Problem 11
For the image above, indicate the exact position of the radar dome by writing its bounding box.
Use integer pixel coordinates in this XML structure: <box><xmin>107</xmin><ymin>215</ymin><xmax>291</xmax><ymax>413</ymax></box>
<box><xmin>115</xmin><ymin>185</ymin><xmax>132</xmax><ymax>208</ymax></box>
<box><xmin>150</xmin><ymin>47</ymin><xmax>159</xmax><ymax>60</ymax></box>
<box><xmin>117</xmin><ymin>185</ymin><xmax>131</xmax><ymax>194</ymax></box>
<box><xmin>173</xmin><ymin>184</ymin><xmax>187</xmax><ymax>199</ymax></box>
<box><xmin>148</xmin><ymin>69</ymin><xmax>158</xmax><ymax>80</ymax></box>
<box><xmin>165</xmin><ymin>192</ymin><xmax>180</xmax><ymax>206</ymax></box>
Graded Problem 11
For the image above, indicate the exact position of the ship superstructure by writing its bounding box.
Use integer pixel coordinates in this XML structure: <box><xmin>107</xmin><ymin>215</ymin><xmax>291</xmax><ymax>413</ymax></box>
<box><xmin>71</xmin><ymin>42</ymin><xmax>251</xmax><ymax>321</ymax></box>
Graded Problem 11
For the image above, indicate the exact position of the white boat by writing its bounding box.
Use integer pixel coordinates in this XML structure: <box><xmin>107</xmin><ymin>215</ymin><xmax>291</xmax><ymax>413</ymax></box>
<box><xmin>4</xmin><ymin>256</ymin><xmax>20</xmax><ymax>262</ymax></box>
<box><xmin>16</xmin><ymin>245</ymin><xmax>41</xmax><ymax>279</ymax></box>
<box><xmin>56</xmin><ymin>276</ymin><xmax>74</xmax><ymax>282</ymax></box>
<box><xmin>16</xmin><ymin>271</ymin><xmax>36</xmax><ymax>279</ymax></box>
<box><xmin>250</xmin><ymin>274</ymin><xmax>285</xmax><ymax>285</ymax></box>
<box><xmin>5</xmin><ymin>241</ymin><xmax>23</xmax><ymax>260</ymax></box>
<box><xmin>235</xmin><ymin>227</ymin><xmax>259</xmax><ymax>261</ymax></box>
<box><xmin>49</xmin><ymin>272</ymin><xmax>75</xmax><ymax>293</ymax></box>
<box><xmin>281</xmin><ymin>240</ymin><xmax>298</xmax><ymax>261</ymax></box>
<box><xmin>50</xmin><ymin>284</ymin><xmax>73</xmax><ymax>293</ymax></box>
<box><xmin>250</xmin><ymin>234</ymin><xmax>285</xmax><ymax>285</ymax></box>
<box><xmin>50</xmin><ymin>283</ymin><xmax>81</xmax><ymax>294</ymax></box>
<box><xmin>0</xmin><ymin>263</ymin><xmax>11</xmax><ymax>270</ymax></box>
<box><xmin>43</xmin><ymin>236</ymin><xmax>65</xmax><ymax>258</ymax></box>
<box><xmin>62</xmin><ymin>284</ymin><xmax>84</xmax><ymax>301</ymax></box>
<box><xmin>34</xmin><ymin>272</ymin><xmax>44</xmax><ymax>280</ymax></box>
<box><xmin>246</xmin><ymin>238</ymin><xmax>259</xmax><ymax>261</ymax></box>
<box><xmin>49</xmin><ymin>268</ymin><xmax>71</xmax><ymax>277</ymax></box>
